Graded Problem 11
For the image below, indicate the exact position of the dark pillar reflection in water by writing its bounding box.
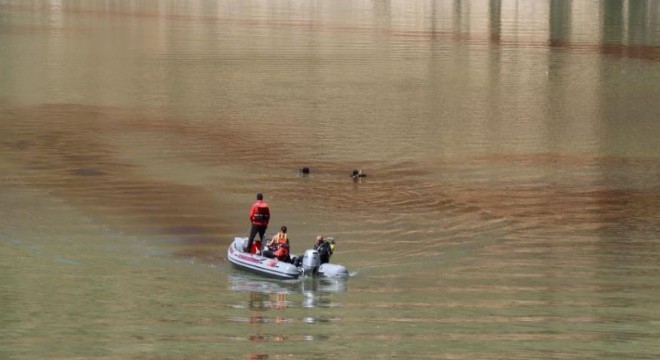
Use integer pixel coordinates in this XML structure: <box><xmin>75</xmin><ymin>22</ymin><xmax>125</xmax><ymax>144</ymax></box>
<box><xmin>549</xmin><ymin>0</ymin><xmax>571</xmax><ymax>46</ymax></box>
<box><xmin>596</xmin><ymin>0</ymin><xmax>660</xmax><ymax>287</ymax></box>
<box><xmin>487</xmin><ymin>0</ymin><xmax>503</xmax><ymax>143</ymax></box>
<box><xmin>628</xmin><ymin>0</ymin><xmax>649</xmax><ymax>44</ymax></box>
<box><xmin>596</xmin><ymin>1</ymin><xmax>660</xmax><ymax>60</ymax></box>
<box><xmin>601</xmin><ymin>0</ymin><xmax>625</xmax><ymax>44</ymax></box>
<box><xmin>453</xmin><ymin>0</ymin><xmax>464</xmax><ymax>35</ymax></box>
<box><xmin>598</xmin><ymin>0</ymin><xmax>660</xmax><ymax>156</ymax></box>
<box><xmin>545</xmin><ymin>0</ymin><xmax>574</xmax><ymax>153</ymax></box>
<box><xmin>489</xmin><ymin>0</ymin><xmax>502</xmax><ymax>43</ymax></box>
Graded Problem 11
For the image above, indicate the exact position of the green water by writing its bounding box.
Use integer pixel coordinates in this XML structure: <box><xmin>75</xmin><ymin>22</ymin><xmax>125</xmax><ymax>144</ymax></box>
<box><xmin>1</xmin><ymin>1</ymin><xmax>660</xmax><ymax>359</ymax></box>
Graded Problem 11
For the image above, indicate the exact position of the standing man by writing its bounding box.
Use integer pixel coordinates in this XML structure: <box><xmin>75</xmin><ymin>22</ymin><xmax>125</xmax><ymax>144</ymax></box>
<box><xmin>245</xmin><ymin>193</ymin><xmax>270</xmax><ymax>253</ymax></box>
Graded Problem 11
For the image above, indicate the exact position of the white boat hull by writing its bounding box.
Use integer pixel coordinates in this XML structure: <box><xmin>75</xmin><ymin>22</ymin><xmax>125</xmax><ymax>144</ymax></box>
<box><xmin>227</xmin><ymin>237</ymin><xmax>300</xmax><ymax>279</ymax></box>
<box><xmin>227</xmin><ymin>237</ymin><xmax>349</xmax><ymax>280</ymax></box>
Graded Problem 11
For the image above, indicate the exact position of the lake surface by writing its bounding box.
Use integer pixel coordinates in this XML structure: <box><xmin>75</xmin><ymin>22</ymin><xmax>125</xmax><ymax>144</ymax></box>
<box><xmin>1</xmin><ymin>1</ymin><xmax>660</xmax><ymax>359</ymax></box>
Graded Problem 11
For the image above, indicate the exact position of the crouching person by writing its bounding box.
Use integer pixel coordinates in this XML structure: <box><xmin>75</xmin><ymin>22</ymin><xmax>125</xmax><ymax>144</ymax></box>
<box><xmin>263</xmin><ymin>226</ymin><xmax>291</xmax><ymax>263</ymax></box>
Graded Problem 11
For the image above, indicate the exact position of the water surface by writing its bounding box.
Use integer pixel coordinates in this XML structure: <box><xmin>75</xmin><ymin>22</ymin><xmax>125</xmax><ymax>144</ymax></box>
<box><xmin>1</xmin><ymin>1</ymin><xmax>660</xmax><ymax>359</ymax></box>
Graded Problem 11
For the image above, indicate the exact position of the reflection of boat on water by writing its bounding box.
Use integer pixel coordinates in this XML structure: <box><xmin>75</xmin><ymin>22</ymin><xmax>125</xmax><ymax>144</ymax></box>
<box><xmin>227</xmin><ymin>271</ymin><xmax>347</xmax><ymax>295</ymax></box>
<box><xmin>228</xmin><ymin>271</ymin><xmax>347</xmax><ymax>310</ymax></box>
<box><xmin>228</xmin><ymin>271</ymin><xmax>346</xmax><ymax>360</ymax></box>
<box><xmin>227</xmin><ymin>236</ymin><xmax>349</xmax><ymax>280</ymax></box>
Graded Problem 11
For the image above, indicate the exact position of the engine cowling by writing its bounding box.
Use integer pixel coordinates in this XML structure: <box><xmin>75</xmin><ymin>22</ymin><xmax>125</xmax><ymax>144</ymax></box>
<box><xmin>301</xmin><ymin>249</ymin><xmax>320</xmax><ymax>274</ymax></box>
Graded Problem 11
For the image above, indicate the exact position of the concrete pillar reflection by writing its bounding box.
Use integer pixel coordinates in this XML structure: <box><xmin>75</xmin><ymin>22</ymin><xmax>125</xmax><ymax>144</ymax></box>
<box><xmin>453</xmin><ymin>0</ymin><xmax>463</xmax><ymax>35</ymax></box>
<box><xmin>627</xmin><ymin>0</ymin><xmax>649</xmax><ymax>44</ymax></box>
<box><xmin>489</xmin><ymin>0</ymin><xmax>501</xmax><ymax>43</ymax></box>
<box><xmin>601</xmin><ymin>0</ymin><xmax>625</xmax><ymax>43</ymax></box>
<box><xmin>549</xmin><ymin>0</ymin><xmax>571</xmax><ymax>46</ymax></box>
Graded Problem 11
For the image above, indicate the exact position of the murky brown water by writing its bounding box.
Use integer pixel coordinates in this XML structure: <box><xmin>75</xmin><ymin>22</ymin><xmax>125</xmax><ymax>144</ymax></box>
<box><xmin>2</xmin><ymin>1</ymin><xmax>660</xmax><ymax>359</ymax></box>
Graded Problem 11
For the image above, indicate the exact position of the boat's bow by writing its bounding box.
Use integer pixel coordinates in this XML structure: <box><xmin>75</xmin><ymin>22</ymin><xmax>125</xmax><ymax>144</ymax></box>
<box><xmin>227</xmin><ymin>237</ymin><xmax>301</xmax><ymax>280</ymax></box>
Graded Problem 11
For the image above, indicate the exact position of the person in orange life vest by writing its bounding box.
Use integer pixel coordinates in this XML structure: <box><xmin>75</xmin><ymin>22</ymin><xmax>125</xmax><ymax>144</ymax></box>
<box><xmin>245</xmin><ymin>193</ymin><xmax>270</xmax><ymax>253</ymax></box>
<box><xmin>263</xmin><ymin>226</ymin><xmax>290</xmax><ymax>262</ymax></box>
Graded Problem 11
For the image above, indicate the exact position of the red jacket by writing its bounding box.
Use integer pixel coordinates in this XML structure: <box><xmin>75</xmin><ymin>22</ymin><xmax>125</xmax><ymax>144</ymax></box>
<box><xmin>249</xmin><ymin>200</ymin><xmax>270</xmax><ymax>225</ymax></box>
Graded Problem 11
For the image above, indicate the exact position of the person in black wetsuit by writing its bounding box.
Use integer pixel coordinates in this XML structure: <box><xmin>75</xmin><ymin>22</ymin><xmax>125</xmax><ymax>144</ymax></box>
<box><xmin>314</xmin><ymin>235</ymin><xmax>334</xmax><ymax>264</ymax></box>
<box><xmin>293</xmin><ymin>235</ymin><xmax>334</xmax><ymax>267</ymax></box>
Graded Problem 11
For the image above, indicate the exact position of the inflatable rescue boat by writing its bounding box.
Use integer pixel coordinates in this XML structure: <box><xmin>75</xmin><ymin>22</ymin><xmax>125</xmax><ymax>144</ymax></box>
<box><xmin>227</xmin><ymin>237</ymin><xmax>349</xmax><ymax>280</ymax></box>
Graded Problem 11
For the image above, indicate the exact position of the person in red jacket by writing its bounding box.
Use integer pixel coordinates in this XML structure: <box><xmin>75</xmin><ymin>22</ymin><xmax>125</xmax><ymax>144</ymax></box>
<box><xmin>245</xmin><ymin>193</ymin><xmax>270</xmax><ymax>253</ymax></box>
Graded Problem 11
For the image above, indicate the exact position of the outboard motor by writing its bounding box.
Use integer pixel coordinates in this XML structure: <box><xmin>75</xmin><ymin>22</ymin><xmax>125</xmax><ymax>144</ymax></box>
<box><xmin>302</xmin><ymin>249</ymin><xmax>320</xmax><ymax>275</ymax></box>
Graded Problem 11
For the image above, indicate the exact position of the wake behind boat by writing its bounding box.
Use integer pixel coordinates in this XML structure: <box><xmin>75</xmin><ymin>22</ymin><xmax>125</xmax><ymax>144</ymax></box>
<box><xmin>227</xmin><ymin>237</ymin><xmax>349</xmax><ymax>280</ymax></box>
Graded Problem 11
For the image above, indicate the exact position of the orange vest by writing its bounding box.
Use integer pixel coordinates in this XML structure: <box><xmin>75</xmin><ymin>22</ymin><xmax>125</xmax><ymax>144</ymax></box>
<box><xmin>272</xmin><ymin>233</ymin><xmax>289</xmax><ymax>258</ymax></box>
<box><xmin>274</xmin><ymin>233</ymin><xmax>287</xmax><ymax>244</ymax></box>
